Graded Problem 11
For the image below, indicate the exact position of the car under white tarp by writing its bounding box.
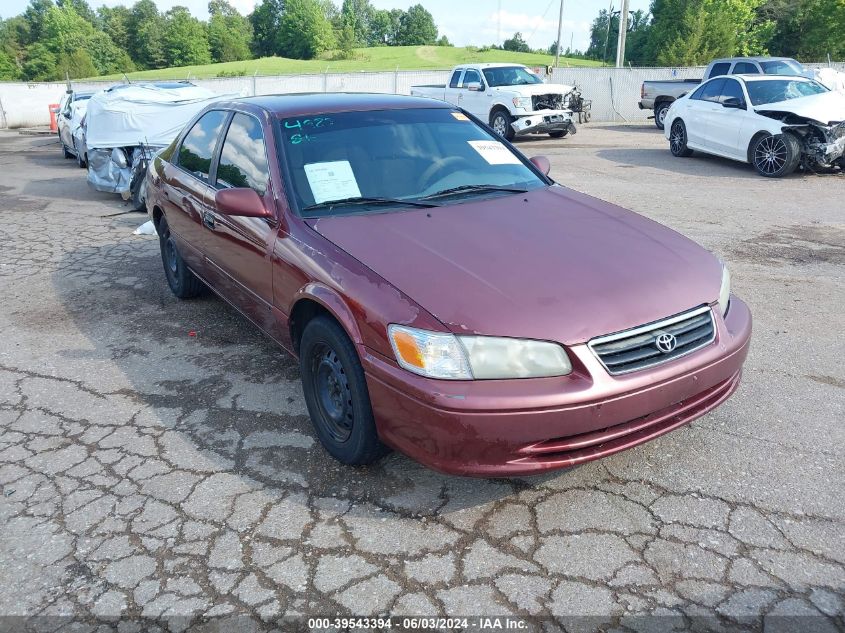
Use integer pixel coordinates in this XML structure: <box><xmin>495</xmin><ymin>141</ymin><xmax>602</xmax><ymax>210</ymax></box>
<box><xmin>84</xmin><ymin>82</ymin><xmax>239</xmax><ymax>206</ymax></box>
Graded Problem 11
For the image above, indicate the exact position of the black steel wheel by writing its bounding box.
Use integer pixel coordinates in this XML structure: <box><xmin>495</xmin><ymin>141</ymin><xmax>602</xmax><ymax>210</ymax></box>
<box><xmin>158</xmin><ymin>217</ymin><xmax>203</xmax><ymax>299</ymax></box>
<box><xmin>300</xmin><ymin>316</ymin><xmax>389</xmax><ymax>465</ymax></box>
<box><xmin>751</xmin><ymin>133</ymin><xmax>800</xmax><ymax>178</ymax></box>
<box><xmin>669</xmin><ymin>120</ymin><xmax>694</xmax><ymax>157</ymax></box>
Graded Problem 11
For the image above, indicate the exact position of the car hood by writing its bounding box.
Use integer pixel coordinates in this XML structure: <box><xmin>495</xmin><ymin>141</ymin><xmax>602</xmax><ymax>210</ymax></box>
<box><xmin>305</xmin><ymin>186</ymin><xmax>722</xmax><ymax>345</ymax></box>
<box><xmin>755</xmin><ymin>90</ymin><xmax>845</xmax><ymax>124</ymax></box>
<box><xmin>493</xmin><ymin>83</ymin><xmax>574</xmax><ymax>96</ymax></box>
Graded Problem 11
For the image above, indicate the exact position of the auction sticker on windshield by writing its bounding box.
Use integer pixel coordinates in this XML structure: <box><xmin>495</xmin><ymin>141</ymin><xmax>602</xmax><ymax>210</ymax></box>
<box><xmin>304</xmin><ymin>161</ymin><xmax>361</xmax><ymax>203</ymax></box>
<box><xmin>468</xmin><ymin>140</ymin><xmax>522</xmax><ymax>165</ymax></box>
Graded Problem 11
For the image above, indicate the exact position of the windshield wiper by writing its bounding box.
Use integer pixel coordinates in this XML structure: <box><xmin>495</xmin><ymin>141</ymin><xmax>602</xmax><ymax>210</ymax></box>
<box><xmin>302</xmin><ymin>196</ymin><xmax>438</xmax><ymax>213</ymax></box>
<box><xmin>419</xmin><ymin>184</ymin><xmax>528</xmax><ymax>201</ymax></box>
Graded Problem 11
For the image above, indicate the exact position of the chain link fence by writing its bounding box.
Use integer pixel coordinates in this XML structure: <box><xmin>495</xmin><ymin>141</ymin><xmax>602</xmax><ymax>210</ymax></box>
<box><xmin>1</xmin><ymin>64</ymin><xmax>842</xmax><ymax>129</ymax></box>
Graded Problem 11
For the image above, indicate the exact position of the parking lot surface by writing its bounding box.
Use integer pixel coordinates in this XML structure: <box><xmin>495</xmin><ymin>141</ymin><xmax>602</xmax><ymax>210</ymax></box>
<box><xmin>1</xmin><ymin>125</ymin><xmax>843</xmax><ymax>631</ymax></box>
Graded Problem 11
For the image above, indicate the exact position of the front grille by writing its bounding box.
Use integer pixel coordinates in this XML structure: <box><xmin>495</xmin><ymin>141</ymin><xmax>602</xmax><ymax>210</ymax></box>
<box><xmin>589</xmin><ymin>306</ymin><xmax>716</xmax><ymax>375</ymax></box>
<box><xmin>532</xmin><ymin>94</ymin><xmax>563</xmax><ymax>110</ymax></box>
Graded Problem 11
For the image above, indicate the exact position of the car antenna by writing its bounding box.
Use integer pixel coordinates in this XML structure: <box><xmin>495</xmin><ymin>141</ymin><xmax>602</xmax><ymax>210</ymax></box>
<box><xmin>123</xmin><ymin>73</ymin><xmax>131</xmax><ymax>84</ymax></box>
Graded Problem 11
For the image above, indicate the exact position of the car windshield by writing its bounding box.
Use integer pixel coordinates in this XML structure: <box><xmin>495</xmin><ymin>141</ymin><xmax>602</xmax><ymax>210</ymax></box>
<box><xmin>482</xmin><ymin>66</ymin><xmax>543</xmax><ymax>87</ymax></box>
<box><xmin>746</xmin><ymin>79</ymin><xmax>828</xmax><ymax>105</ymax></box>
<box><xmin>278</xmin><ymin>108</ymin><xmax>546</xmax><ymax>216</ymax></box>
<box><xmin>759</xmin><ymin>60</ymin><xmax>804</xmax><ymax>75</ymax></box>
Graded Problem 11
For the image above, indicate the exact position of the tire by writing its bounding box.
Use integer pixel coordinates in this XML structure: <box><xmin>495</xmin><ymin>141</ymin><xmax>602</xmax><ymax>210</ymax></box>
<box><xmin>76</xmin><ymin>150</ymin><xmax>87</xmax><ymax>169</ymax></box>
<box><xmin>654</xmin><ymin>102</ymin><xmax>672</xmax><ymax>130</ymax></box>
<box><xmin>548</xmin><ymin>130</ymin><xmax>568</xmax><ymax>139</ymax></box>
<box><xmin>62</xmin><ymin>143</ymin><xmax>73</xmax><ymax>159</ymax></box>
<box><xmin>129</xmin><ymin>177</ymin><xmax>147</xmax><ymax>212</ymax></box>
<box><xmin>158</xmin><ymin>217</ymin><xmax>203</xmax><ymax>299</ymax></box>
<box><xmin>490</xmin><ymin>109</ymin><xmax>515</xmax><ymax>141</ymax></box>
<box><xmin>750</xmin><ymin>133</ymin><xmax>801</xmax><ymax>178</ymax></box>
<box><xmin>669</xmin><ymin>119</ymin><xmax>694</xmax><ymax>157</ymax></box>
<box><xmin>300</xmin><ymin>316</ymin><xmax>389</xmax><ymax>466</ymax></box>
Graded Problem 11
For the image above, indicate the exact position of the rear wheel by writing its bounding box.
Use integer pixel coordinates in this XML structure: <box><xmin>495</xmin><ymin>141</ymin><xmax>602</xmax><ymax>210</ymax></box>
<box><xmin>654</xmin><ymin>102</ymin><xmax>672</xmax><ymax>130</ymax></box>
<box><xmin>76</xmin><ymin>150</ymin><xmax>87</xmax><ymax>169</ymax></box>
<box><xmin>669</xmin><ymin>120</ymin><xmax>694</xmax><ymax>157</ymax></box>
<box><xmin>750</xmin><ymin>133</ymin><xmax>801</xmax><ymax>178</ymax></box>
<box><xmin>548</xmin><ymin>130</ymin><xmax>568</xmax><ymax>139</ymax></box>
<box><xmin>300</xmin><ymin>316</ymin><xmax>389</xmax><ymax>466</ymax></box>
<box><xmin>158</xmin><ymin>217</ymin><xmax>203</xmax><ymax>299</ymax></box>
<box><xmin>490</xmin><ymin>109</ymin><xmax>515</xmax><ymax>141</ymax></box>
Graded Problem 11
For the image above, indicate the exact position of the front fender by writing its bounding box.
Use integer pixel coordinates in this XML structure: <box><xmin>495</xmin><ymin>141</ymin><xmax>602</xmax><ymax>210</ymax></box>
<box><xmin>289</xmin><ymin>283</ymin><xmax>365</xmax><ymax>351</ymax></box>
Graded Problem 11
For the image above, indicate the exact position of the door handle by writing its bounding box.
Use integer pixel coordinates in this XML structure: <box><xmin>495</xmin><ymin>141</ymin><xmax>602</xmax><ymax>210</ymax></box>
<box><xmin>202</xmin><ymin>210</ymin><xmax>216</xmax><ymax>230</ymax></box>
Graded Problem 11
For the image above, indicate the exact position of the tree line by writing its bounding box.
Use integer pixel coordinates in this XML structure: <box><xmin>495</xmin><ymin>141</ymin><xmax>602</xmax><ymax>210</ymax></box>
<box><xmin>584</xmin><ymin>0</ymin><xmax>844</xmax><ymax>66</ymax></box>
<box><xmin>0</xmin><ymin>0</ymin><xmax>442</xmax><ymax>81</ymax></box>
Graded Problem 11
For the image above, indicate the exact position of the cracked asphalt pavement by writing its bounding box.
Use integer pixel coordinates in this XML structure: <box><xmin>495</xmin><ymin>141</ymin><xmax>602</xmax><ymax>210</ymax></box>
<box><xmin>0</xmin><ymin>125</ymin><xmax>843</xmax><ymax>632</ymax></box>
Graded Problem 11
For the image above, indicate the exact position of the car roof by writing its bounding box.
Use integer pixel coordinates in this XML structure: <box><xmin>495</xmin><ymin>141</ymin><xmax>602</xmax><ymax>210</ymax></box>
<box><xmin>457</xmin><ymin>63</ymin><xmax>528</xmax><ymax>69</ymax></box>
<box><xmin>224</xmin><ymin>93</ymin><xmax>455</xmax><ymax>118</ymax></box>
<box><xmin>733</xmin><ymin>74</ymin><xmax>813</xmax><ymax>82</ymax></box>
<box><xmin>712</xmin><ymin>56</ymin><xmax>797</xmax><ymax>63</ymax></box>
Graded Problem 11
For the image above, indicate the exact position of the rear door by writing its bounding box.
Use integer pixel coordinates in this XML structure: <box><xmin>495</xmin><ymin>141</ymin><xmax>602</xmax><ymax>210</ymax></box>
<box><xmin>161</xmin><ymin>109</ymin><xmax>229</xmax><ymax>271</ymax></box>
<box><xmin>443</xmin><ymin>69</ymin><xmax>464</xmax><ymax>107</ymax></box>
<box><xmin>202</xmin><ymin>111</ymin><xmax>278</xmax><ymax>331</ymax></box>
<box><xmin>684</xmin><ymin>78</ymin><xmax>724</xmax><ymax>148</ymax></box>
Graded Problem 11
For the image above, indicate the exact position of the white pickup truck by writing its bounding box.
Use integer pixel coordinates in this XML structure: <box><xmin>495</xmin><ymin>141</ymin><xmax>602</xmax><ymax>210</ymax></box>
<box><xmin>411</xmin><ymin>63</ymin><xmax>576</xmax><ymax>141</ymax></box>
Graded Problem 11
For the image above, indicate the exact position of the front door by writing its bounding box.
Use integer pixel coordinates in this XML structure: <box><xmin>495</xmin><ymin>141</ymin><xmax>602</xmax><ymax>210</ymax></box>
<box><xmin>202</xmin><ymin>111</ymin><xmax>279</xmax><ymax>333</ymax></box>
<box><xmin>457</xmin><ymin>68</ymin><xmax>489</xmax><ymax>119</ymax></box>
<box><xmin>704</xmin><ymin>78</ymin><xmax>753</xmax><ymax>160</ymax></box>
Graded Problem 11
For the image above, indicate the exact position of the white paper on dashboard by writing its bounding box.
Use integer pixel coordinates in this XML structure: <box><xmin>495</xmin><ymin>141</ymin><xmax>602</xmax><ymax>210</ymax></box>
<box><xmin>467</xmin><ymin>140</ymin><xmax>522</xmax><ymax>165</ymax></box>
<box><xmin>304</xmin><ymin>161</ymin><xmax>362</xmax><ymax>203</ymax></box>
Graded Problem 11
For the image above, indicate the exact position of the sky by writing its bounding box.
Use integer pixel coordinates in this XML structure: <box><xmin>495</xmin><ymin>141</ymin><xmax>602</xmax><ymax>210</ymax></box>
<box><xmin>1</xmin><ymin>0</ymin><xmax>650</xmax><ymax>53</ymax></box>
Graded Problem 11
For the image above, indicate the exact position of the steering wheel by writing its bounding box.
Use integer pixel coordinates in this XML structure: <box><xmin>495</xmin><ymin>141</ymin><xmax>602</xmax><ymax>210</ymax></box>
<box><xmin>418</xmin><ymin>156</ymin><xmax>469</xmax><ymax>191</ymax></box>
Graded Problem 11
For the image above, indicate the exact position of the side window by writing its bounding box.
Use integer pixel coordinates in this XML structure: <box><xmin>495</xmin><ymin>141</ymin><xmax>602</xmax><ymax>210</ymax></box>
<box><xmin>177</xmin><ymin>110</ymin><xmax>228</xmax><ymax>183</ymax></box>
<box><xmin>733</xmin><ymin>62</ymin><xmax>759</xmax><ymax>74</ymax></box>
<box><xmin>692</xmin><ymin>78</ymin><xmax>725</xmax><ymax>102</ymax></box>
<box><xmin>709</xmin><ymin>62</ymin><xmax>731</xmax><ymax>78</ymax></box>
<box><xmin>215</xmin><ymin>113</ymin><xmax>270</xmax><ymax>196</ymax></box>
<box><xmin>449</xmin><ymin>70</ymin><xmax>462</xmax><ymax>89</ymax></box>
<box><xmin>462</xmin><ymin>69</ymin><xmax>482</xmax><ymax>88</ymax></box>
<box><xmin>720</xmin><ymin>78</ymin><xmax>745</xmax><ymax>105</ymax></box>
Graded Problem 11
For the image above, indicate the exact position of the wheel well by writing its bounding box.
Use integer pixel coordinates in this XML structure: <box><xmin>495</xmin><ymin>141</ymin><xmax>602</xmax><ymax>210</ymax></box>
<box><xmin>654</xmin><ymin>98</ymin><xmax>675</xmax><ymax>109</ymax></box>
<box><xmin>289</xmin><ymin>298</ymin><xmax>334</xmax><ymax>355</ymax></box>
<box><xmin>489</xmin><ymin>105</ymin><xmax>509</xmax><ymax>123</ymax></box>
<box><xmin>151</xmin><ymin>206</ymin><xmax>164</xmax><ymax>229</ymax></box>
<box><xmin>746</xmin><ymin>131</ymin><xmax>773</xmax><ymax>163</ymax></box>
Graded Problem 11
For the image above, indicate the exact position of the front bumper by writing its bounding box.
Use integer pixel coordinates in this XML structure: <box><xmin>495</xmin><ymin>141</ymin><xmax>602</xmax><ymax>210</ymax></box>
<box><xmin>511</xmin><ymin>110</ymin><xmax>574</xmax><ymax>135</ymax></box>
<box><xmin>363</xmin><ymin>298</ymin><xmax>752</xmax><ymax>477</ymax></box>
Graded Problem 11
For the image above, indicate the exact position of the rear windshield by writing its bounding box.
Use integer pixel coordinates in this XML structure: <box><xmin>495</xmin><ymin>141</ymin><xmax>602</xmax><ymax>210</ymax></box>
<box><xmin>277</xmin><ymin>108</ymin><xmax>545</xmax><ymax>216</ymax></box>
<box><xmin>746</xmin><ymin>79</ymin><xmax>828</xmax><ymax>105</ymax></box>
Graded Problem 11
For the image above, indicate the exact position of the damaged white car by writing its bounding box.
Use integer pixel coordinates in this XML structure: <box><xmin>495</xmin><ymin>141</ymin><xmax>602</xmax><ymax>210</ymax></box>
<box><xmin>665</xmin><ymin>74</ymin><xmax>845</xmax><ymax>177</ymax></box>
<box><xmin>84</xmin><ymin>81</ymin><xmax>236</xmax><ymax>209</ymax></box>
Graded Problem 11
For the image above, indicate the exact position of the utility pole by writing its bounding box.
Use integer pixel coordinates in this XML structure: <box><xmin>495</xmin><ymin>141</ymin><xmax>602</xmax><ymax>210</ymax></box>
<box><xmin>498</xmin><ymin>0</ymin><xmax>502</xmax><ymax>47</ymax></box>
<box><xmin>554</xmin><ymin>0</ymin><xmax>564</xmax><ymax>67</ymax></box>
<box><xmin>615</xmin><ymin>0</ymin><xmax>630</xmax><ymax>68</ymax></box>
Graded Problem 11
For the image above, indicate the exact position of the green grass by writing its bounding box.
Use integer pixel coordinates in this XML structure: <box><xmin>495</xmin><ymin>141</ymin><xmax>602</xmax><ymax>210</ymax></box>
<box><xmin>94</xmin><ymin>46</ymin><xmax>602</xmax><ymax>80</ymax></box>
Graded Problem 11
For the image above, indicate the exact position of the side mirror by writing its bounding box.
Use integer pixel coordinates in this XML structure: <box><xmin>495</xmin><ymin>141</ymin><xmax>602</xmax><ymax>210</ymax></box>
<box><xmin>530</xmin><ymin>155</ymin><xmax>551</xmax><ymax>176</ymax></box>
<box><xmin>722</xmin><ymin>97</ymin><xmax>745</xmax><ymax>109</ymax></box>
<box><xmin>466</xmin><ymin>81</ymin><xmax>483</xmax><ymax>92</ymax></box>
<box><xmin>215</xmin><ymin>188</ymin><xmax>273</xmax><ymax>218</ymax></box>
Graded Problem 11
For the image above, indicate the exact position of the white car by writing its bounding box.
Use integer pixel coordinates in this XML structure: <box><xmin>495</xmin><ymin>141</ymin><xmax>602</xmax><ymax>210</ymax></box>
<box><xmin>664</xmin><ymin>74</ymin><xmax>845</xmax><ymax>177</ymax></box>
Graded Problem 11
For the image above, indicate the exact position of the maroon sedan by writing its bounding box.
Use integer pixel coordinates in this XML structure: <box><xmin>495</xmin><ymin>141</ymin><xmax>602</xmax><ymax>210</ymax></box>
<box><xmin>146</xmin><ymin>93</ymin><xmax>751</xmax><ymax>476</ymax></box>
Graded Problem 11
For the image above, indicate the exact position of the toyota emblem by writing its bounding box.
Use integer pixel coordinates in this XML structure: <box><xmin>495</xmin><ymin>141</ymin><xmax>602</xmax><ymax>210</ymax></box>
<box><xmin>655</xmin><ymin>332</ymin><xmax>677</xmax><ymax>353</ymax></box>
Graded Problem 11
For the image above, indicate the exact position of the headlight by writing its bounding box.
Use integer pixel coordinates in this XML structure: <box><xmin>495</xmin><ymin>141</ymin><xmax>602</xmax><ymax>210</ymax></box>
<box><xmin>387</xmin><ymin>325</ymin><xmax>571</xmax><ymax>380</ymax></box>
<box><xmin>512</xmin><ymin>96</ymin><xmax>532</xmax><ymax>109</ymax></box>
<box><xmin>718</xmin><ymin>265</ymin><xmax>731</xmax><ymax>316</ymax></box>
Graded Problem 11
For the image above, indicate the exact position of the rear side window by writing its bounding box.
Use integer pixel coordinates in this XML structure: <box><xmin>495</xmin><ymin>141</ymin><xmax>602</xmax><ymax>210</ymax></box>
<box><xmin>449</xmin><ymin>70</ymin><xmax>462</xmax><ymax>88</ymax></box>
<box><xmin>709</xmin><ymin>62</ymin><xmax>731</xmax><ymax>78</ymax></box>
<box><xmin>733</xmin><ymin>62</ymin><xmax>759</xmax><ymax>74</ymax></box>
<box><xmin>215</xmin><ymin>113</ymin><xmax>270</xmax><ymax>195</ymax></box>
<box><xmin>177</xmin><ymin>110</ymin><xmax>228</xmax><ymax>183</ymax></box>
<box><xmin>691</xmin><ymin>78</ymin><xmax>725</xmax><ymax>102</ymax></box>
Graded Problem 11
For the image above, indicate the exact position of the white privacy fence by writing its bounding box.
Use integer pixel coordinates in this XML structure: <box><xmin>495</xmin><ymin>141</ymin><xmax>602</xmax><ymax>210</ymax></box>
<box><xmin>1</xmin><ymin>63</ymin><xmax>843</xmax><ymax>129</ymax></box>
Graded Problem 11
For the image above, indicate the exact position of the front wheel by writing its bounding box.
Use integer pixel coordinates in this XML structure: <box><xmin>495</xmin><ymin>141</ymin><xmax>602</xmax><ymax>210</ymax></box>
<box><xmin>62</xmin><ymin>143</ymin><xmax>73</xmax><ymax>159</ymax></box>
<box><xmin>300</xmin><ymin>316</ymin><xmax>389</xmax><ymax>466</ymax></box>
<box><xmin>76</xmin><ymin>150</ymin><xmax>87</xmax><ymax>169</ymax></box>
<box><xmin>751</xmin><ymin>133</ymin><xmax>801</xmax><ymax>178</ymax></box>
<box><xmin>158</xmin><ymin>217</ymin><xmax>203</xmax><ymax>299</ymax></box>
<box><xmin>669</xmin><ymin>120</ymin><xmax>694</xmax><ymax>157</ymax></box>
<box><xmin>548</xmin><ymin>130</ymin><xmax>568</xmax><ymax>139</ymax></box>
<box><xmin>490</xmin><ymin>110</ymin><xmax>515</xmax><ymax>141</ymax></box>
<box><xmin>654</xmin><ymin>102</ymin><xmax>671</xmax><ymax>130</ymax></box>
